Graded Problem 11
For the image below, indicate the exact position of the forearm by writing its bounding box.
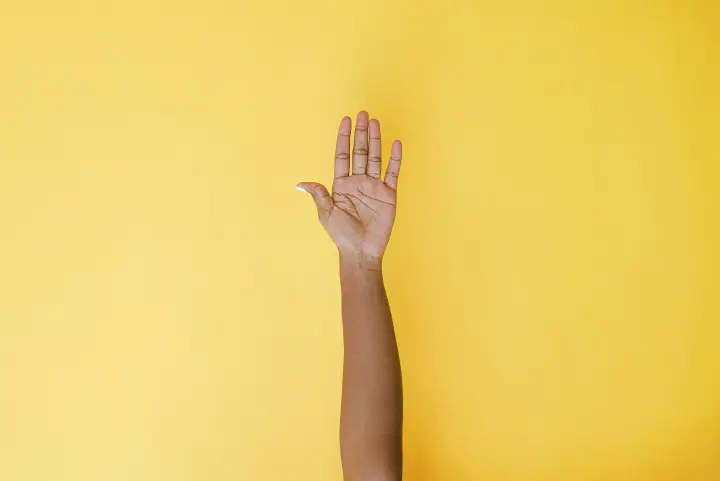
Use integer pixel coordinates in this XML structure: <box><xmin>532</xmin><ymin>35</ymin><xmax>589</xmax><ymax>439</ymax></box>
<box><xmin>339</xmin><ymin>254</ymin><xmax>403</xmax><ymax>481</ymax></box>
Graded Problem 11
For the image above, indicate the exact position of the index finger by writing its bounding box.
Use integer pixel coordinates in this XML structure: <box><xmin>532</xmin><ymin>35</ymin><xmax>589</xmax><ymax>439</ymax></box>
<box><xmin>334</xmin><ymin>116</ymin><xmax>351</xmax><ymax>179</ymax></box>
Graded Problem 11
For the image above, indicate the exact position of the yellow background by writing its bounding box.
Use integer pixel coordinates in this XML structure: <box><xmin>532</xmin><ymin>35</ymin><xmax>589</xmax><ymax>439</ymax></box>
<box><xmin>1</xmin><ymin>1</ymin><xmax>718</xmax><ymax>480</ymax></box>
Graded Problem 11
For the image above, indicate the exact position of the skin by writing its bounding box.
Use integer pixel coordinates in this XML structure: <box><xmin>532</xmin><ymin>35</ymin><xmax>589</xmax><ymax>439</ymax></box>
<box><xmin>298</xmin><ymin>111</ymin><xmax>403</xmax><ymax>481</ymax></box>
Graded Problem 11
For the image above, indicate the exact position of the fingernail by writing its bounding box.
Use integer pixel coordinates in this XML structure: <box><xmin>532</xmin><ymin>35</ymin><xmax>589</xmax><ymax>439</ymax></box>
<box><xmin>296</xmin><ymin>186</ymin><xmax>307</xmax><ymax>193</ymax></box>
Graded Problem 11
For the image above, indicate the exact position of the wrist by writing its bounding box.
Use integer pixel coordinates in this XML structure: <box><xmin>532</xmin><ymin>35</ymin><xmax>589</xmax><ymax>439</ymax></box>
<box><xmin>339</xmin><ymin>251</ymin><xmax>383</xmax><ymax>271</ymax></box>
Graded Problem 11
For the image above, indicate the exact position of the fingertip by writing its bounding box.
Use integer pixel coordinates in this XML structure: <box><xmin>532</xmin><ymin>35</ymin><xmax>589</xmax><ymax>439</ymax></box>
<box><xmin>369</xmin><ymin>118</ymin><xmax>381</xmax><ymax>136</ymax></box>
<box><xmin>338</xmin><ymin>116</ymin><xmax>352</xmax><ymax>134</ymax></box>
<box><xmin>296</xmin><ymin>182</ymin><xmax>314</xmax><ymax>193</ymax></box>
<box><xmin>356</xmin><ymin>110</ymin><xmax>369</xmax><ymax>125</ymax></box>
<box><xmin>392</xmin><ymin>140</ymin><xmax>403</xmax><ymax>156</ymax></box>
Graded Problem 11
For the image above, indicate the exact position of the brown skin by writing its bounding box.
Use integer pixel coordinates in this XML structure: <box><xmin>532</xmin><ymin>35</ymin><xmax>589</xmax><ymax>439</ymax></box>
<box><xmin>298</xmin><ymin>111</ymin><xmax>403</xmax><ymax>481</ymax></box>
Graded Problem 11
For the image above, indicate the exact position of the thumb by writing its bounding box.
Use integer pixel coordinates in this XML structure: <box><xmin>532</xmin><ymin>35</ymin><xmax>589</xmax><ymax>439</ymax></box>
<box><xmin>296</xmin><ymin>182</ymin><xmax>333</xmax><ymax>216</ymax></box>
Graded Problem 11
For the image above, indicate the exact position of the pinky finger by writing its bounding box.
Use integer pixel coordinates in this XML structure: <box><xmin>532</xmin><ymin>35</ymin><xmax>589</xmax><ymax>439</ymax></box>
<box><xmin>384</xmin><ymin>140</ymin><xmax>402</xmax><ymax>189</ymax></box>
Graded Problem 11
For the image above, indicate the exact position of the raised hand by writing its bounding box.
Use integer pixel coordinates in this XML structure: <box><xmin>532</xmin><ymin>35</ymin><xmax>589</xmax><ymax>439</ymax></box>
<box><xmin>298</xmin><ymin>111</ymin><xmax>403</xmax><ymax>260</ymax></box>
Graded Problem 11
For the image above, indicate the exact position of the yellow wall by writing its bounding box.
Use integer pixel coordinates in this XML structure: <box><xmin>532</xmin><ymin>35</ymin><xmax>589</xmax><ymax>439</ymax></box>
<box><xmin>1</xmin><ymin>1</ymin><xmax>718</xmax><ymax>480</ymax></box>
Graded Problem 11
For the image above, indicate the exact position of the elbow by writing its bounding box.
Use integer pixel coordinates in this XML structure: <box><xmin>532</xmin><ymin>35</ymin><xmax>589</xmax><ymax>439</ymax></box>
<box><xmin>346</xmin><ymin>464</ymin><xmax>402</xmax><ymax>481</ymax></box>
<box><xmin>349</xmin><ymin>472</ymin><xmax>400</xmax><ymax>481</ymax></box>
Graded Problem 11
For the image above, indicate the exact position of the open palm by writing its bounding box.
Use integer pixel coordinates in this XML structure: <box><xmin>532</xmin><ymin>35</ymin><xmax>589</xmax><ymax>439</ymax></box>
<box><xmin>298</xmin><ymin>111</ymin><xmax>403</xmax><ymax>260</ymax></box>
